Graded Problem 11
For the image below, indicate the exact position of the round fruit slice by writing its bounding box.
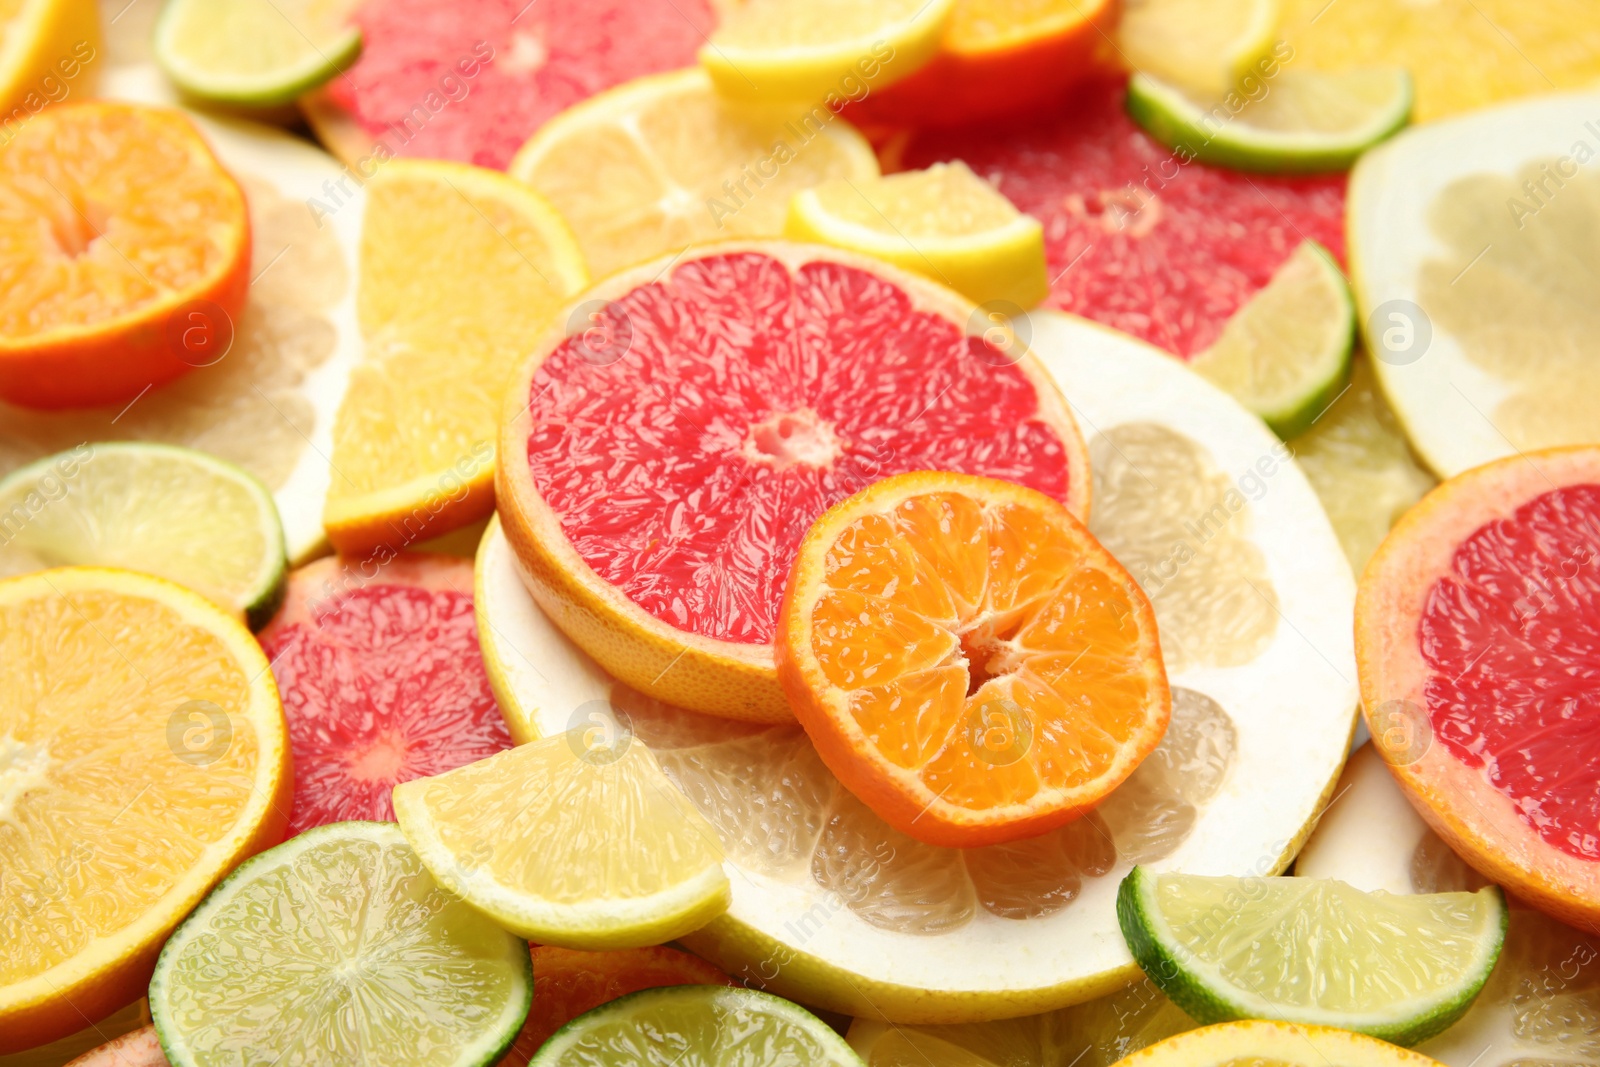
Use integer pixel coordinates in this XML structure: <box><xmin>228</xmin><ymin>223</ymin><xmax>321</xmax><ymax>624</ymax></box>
<box><xmin>0</xmin><ymin>101</ymin><xmax>250</xmax><ymax>410</ymax></box>
<box><xmin>508</xmin><ymin>69</ymin><xmax>879</xmax><ymax>280</ymax></box>
<box><xmin>0</xmin><ymin>443</ymin><xmax>287</xmax><ymax>629</ymax></box>
<box><xmin>257</xmin><ymin>552</ymin><xmax>512</xmax><ymax>837</ymax></box>
<box><xmin>63</xmin><ymin>1026</ymin><xmax>166</xmax><ymax>1067</ymax></box>
<box><xmin>779</xmin><ymin>471</ymin><xmax>1170</xmax><ymax>847</ymax></box>
<box><xmin>1190</xmin><ymin>240</ymin><xmax>1353</xmax><ymax>439</ymax></box>
<box><xmin>529</xmin><ymin>986</ymin><xmax>860</xmax><ymax>1067</ymax></box>
<box><xmin>784</xmin><ymin>161</ymin><xmax>1049</xmax><ymax>308</ymax></box>
<box><xmin>901</xmin><ymin>78</ymin><xmax>1347</xmax><ymax>359</ymax></box>
<box><xmin>1126</xmin><ymin>68</ymin><xmax>1412</xmax><ymax>175</ymax></box>
<box><xmin>496</xmin><ymin>242</ymin><xmax>1089</xmax><ymax>722</ymax></box>
<box><xmin>1116</xmin><ymin>0</ymin><xmax>1280</xmax><ymax>96</ymax></box>
<box><xmin>393</xmin><ymin>732</ymin><xmax>730</xmax><ymax>949</ymax></box>
<box><xmin>0</xmin><ymin>568</ymin><xmax>290</xmax><ymax>1052</ymax></box>
<box><xmin>1347</xmin><ymin>92</ymin><xmax>1600</xmax><ymax>478</ymax></box>
<box><xmin>1109</xmin><ymin>1021</ymin><xmax>1448</xmax><ymax>1067</ymax></box>
<box><xmin>1356</xmin><ymin>445</ymin><xmax>1600</xmax><ymax>933</ymax></box>
<box><xmin>1118</xmin><ymin>866</ymin><xmax>1507</xmax><ymax>1045</ymax></box>
<box><xmin>154</xmin><ymin>0</ymin><xmax>361</xmax><ymax>107</ymax></box>
<box><xmin>149</xmin><ymin>821</ymin><xmax>531</xmax><ymax>1067</ymax></box>
<box><xmin>478</xmin><ymin>310</ymin><xmax>1358</xmax><ymax>1022</ymax></box>
<box><xmin>324</xmin><ymin>159</ymin><xmax>586</xmax><ymax>555</ymax></box>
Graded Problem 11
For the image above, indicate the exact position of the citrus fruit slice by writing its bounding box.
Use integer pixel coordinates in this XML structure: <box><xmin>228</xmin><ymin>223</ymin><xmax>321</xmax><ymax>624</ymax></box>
<box><xmin>785</xmin><ymin>161</ymin><xmax>1049</xmax><ymax>308</ymax></box>
<box><xmin>323</xmin><ymin>159</ymin><xmax>585</xmax><ymax>555</ymax></box>
<box><xmin>1356</xmin><ymin>444</ymin><xmax>1600</xmax><ymax>934</ymax></box>
<box><xmin>1108</xmin><ymin>1021</ymin><xmax>1448</xmax><ymax>1067</ymax></box>
<box><xmin>1118</xmin><ymin>866</ymin><xmax>1507</xmax><ymax>1045</ymax></box>
<box><xmin>529</xmin><ymin>986</ymin><xmax>860</xmax><ymax>1067</ymax></box>
<box><xmin>902</xmin><ymin>78</ymin><xmax>1346</xmax><ymax>359</ymax></box>
<box><xmin>1347</xmin><ymin>92</ymin><xmax>1600</xmax><ymax>478</ymax></box>
<box><xmin>0</xmin><ymin>567</ymin><xmax>289</xmax><ymax>1052</ymax></box>
<box><xmin>61</xmin><ymin>1026</ymin><xmax>166</xmax><ymax>1067</ymax></box>
<box><xmin>1190</xmin><ymin>240</ymin><xmax>1353</xmax><ymax>439</ymax></box>
<box><xmin>778</xmin><ymin>470</ymin><xmax>1170</xmax><ymax>848</ymax></box>
<box><xmin>1126</xmin><ymin>68</ymin><xmax>1412</xmax><ymax>175</ymax></box>
<box><xmin>0</xmin><ymin>443</ymin><xmax>286</xmax><ymax>629</ymax></box>
<box><xmin>0</xmin><ymin>0</ymin><xmax>98</xmax><ymax>112</ymax></box>
<box><xmin>1116</xmin><ymin>0</ymin><xmax>1279</xmax><ymax>96</ymax></box>
<box><xmin>257</xmin><ymin>552</ymin><xmax>512</xmax><ymax>836</ymax></box>
<box><xmin>148</xmin><ymin>821</ymin><xmax>531</xmax><ymax>1067</ymax></box>
<box><xmin>845</xmin><ymin>0</ymin><xmax>1119</xmax><ymax>128</ymax></box>
<box><xmin>0</xmin><ymin>100</ymin><xmax>250</xmax><ymax>410</ymax></box>
<box><xmin>0</xmin><ymin>1001</ymin><xmax>153</xmax><ymax>1067</ymax></box>
<box><xmin>507</xmin><ymin>69</ymin><xmax>879</xmax><ymax>280</ymax></box>
<box><xmin>302</xmin><ymin>0</ymin><xmax>719</xmax><ymax>170</ymax></box>
<box><xmin>154</xmin><ymin>0</ymin><xmax>361</xmax><ymax>107</ymax></box>
<box><xmin>496</xmin><ymin>242</ymin><xmax>1089</xmax><ymax>722</ymax></box>
<box><xmin>393</xmin><ymin>732</ymin><xmax>731</xmax><ymax>949</ymax></box>
<box><xmin>478</xmin><ymin>310</ymin><xmax>1358</xmax><ymax>1021</ymax></box>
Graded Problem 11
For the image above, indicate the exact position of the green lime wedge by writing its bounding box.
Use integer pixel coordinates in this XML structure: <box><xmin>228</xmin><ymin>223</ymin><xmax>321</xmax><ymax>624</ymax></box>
<box><xmin>1116</xmin><ymin>866</ymin><xmax>1507</xmax><ymax>1047</ymax></box>
<box><xmin>150</xmin><ymin>821</ymin><xmax>532</xmax><ymax>1067</ymax></box>
<box><xmin>0</xmin><ymin>442</ymin><xmax>287</xmax><ymax>629</ymax></box>
<box><xmin>532</xmin><ymin>986</ymin><xmax>863</xmax><ymax>1067</ymax></box>
<box><xmin>1191</xmin><ymin>240</ymin><xmax>1355</xmax><ymax>440</ymax></box>
<box><xmin>154</xmin><ymin>0</ymin><xmax>362</xmax><ymax>108</ymax></box>
<box><xmin>1126</xmin><ymin>68</ymin><xmax>1412</xmax><ymax>174</ymax></box>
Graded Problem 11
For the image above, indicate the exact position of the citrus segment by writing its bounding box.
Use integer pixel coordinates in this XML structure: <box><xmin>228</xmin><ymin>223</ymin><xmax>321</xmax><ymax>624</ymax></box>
<box><xmin>779</xmin><ymin>471</ymin><xmax>1170</xmax><ymax>847</ymax></box>
<box><xmin>0</xmin><ymin>101</ymin><xmax>250</xmax><ymax>409</ymax></box>
<box><xmin>509</xmin><ymin>69</ymin><xmax>879</xmax><ymax>279</ymax></box>
<box><xmin>154</xmin><ymin>0</ymin><xmax>361</xmax><ymax>107</ymax></box>
<box><xmin>0</xmin><ymin>568</ymin><xmax>289</xmax><ymax>1052</ymax></box>
<box><xmin>1116</xmin><ymin>0</ymin><xmax>1279</xmax><ymax>96</ymax></box>
<box><xmin>1108</xmin><ymin>1021</ymin><xmax>1448</xmax><ymax>1067</ymax></box>
<box><xmin>324</xmin><ymin>159</ymin><xmax>586</xmax><ymax>555</ymax></box>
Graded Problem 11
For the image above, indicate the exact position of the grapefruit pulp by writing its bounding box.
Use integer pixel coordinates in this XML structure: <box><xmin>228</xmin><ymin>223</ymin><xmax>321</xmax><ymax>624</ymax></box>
<box><xmin>496</xmin><ymin>243</ymin><xmax>1090</xmax><ymax>722</ymax></box>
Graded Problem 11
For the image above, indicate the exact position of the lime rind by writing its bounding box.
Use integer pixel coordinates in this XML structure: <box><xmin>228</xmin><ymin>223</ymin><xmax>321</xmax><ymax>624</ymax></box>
<box><xmin>1116</xmin><ymin>866</ymin><xmax>1508</xmax><ymax>1047</ymax></box>
<box><xmin>154</xmin><ymin>0</ymin><xmax>362</xmax><ymax>108</ymax></box>
<box><xmin>1126</xmin><ymin>69</ymin><xmax>1413</xmax><ymax>175</ymax></box>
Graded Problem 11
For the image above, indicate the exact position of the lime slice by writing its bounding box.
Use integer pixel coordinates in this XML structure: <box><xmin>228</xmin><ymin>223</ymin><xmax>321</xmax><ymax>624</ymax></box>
<box><xmin>0</xmin><ymin>442</ymin><xmax>287</xmax><ymax>629</ymax></box>
<box><xmin>531</xmin><ymin>986</ymin><xmax>862</xmax><ymax>1067</ymax></box>
<box><xmin>1126</xmin><ymin>68</ymin><xmax>1413</xmax><ymax>174</ymax></box>
<box><xmin>1191</xmin><ymin>240</ymin><xmax>1354</xmax><ymax>440</ymax></box>
<box><xmin>154</xmin><ymin>0</ymin><xmax>361</xmax><ymax>107</ymax></box>
<box><xmin>149</xmin><ymin>821</ymin><xmax>531</xmax><ymax>1067</ymax></box>
<box><xmin>1116</xmin><ymin>866</ymin><xmax>1507</xmax><ymax>1047</ymax></box>
<box><xmin>393</xmin><ymin>733</ymin><xmax>731</xmax><ymax>950</ymax></box>
<box><xmin>1117</xmin><ymin>0</ymin><xmax>1280</xmax><ymax>96</ymax></box>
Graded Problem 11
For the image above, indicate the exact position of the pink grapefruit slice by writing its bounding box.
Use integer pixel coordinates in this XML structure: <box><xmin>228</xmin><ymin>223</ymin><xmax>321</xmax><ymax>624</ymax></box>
<box><xmin>496</xmin><ymin>243</ymin><xmax>1090</xmax><ymax>722</ymax></box>
<box><xmin>1356</xmin><ymin>444</ymin><xmax>1600</xmax><ymax>934</ymax></box>
<box><xmin>256</xmin><ymin>552</ymin><xmax>512</xmax><ymax>836</ymax></box>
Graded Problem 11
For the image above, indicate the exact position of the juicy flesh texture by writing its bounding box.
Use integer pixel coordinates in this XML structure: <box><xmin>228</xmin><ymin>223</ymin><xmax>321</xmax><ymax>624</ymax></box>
<box><xmin>325</xmin><ymin>0</ymin><xmax>716</xmax><ymax>169</ymax></box>
<box><xmin>524</xmin><ymin>252</ymin><xmax>1074</xmax><ymax>645</ymax></box>
<box><xmin>1418</xmin><ymin>484</ymin><xmax>1600</xmax><ymax>861</ymax></box>
<box><xmin>901</xmin><ymin>79</ymin><xmax>1347</xmax><ymax>358</ymax></box>
<box><xmin>259</xmin><ymin>582</ymin><xmax>510</xmax><ymax>836</ymax></box>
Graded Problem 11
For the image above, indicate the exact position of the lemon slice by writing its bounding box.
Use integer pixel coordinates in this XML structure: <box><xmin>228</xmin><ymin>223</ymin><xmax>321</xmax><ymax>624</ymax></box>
<box><xmin>700</xmin><ymin>0</ymin><xmax>954</xmax><ymax>103</ymax></box>
<box><xmin>154</xmin><ymin>0</ymin><xmax>361</xmax><ymax>107</ymax></box>
<box><xmin>785</xmin><ymin>161</ymin><xmax>1048</xmax><ymax>308</ymax></box>
<box><xmin>1115</xmin><ymin>1021</ymin><xmax>1449</xmax><ymax>1067</ymax></box>
<box><xmin>1118</xmin><ymin>0</ymin><xmax>1281</xmax><ymax>96</ymax></box>
<box><xmin>393</xmin><ymin>734</ymin><xmax>731</xmax><ymax>950</ymax></box>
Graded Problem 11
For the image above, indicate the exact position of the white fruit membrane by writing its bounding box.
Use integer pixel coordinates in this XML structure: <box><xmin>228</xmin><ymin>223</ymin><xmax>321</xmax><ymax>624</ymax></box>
<box><xmin>476</xmin><ymin>310</ymin><xmax>1359</xmax><ymax>1022</ymax></box>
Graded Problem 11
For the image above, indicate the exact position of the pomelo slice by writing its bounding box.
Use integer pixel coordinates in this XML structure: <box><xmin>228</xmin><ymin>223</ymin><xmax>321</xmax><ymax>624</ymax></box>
<box><xmin>477</xmin><ymin>310</ymin><xmax>1358</xmax><ymax>1022</ymax></box>
<box><xmin>901</xmin><ymin>78</ymin><xmax>1346</xmax><ymax>360</ymax></box>
<box><xmin>1347</xmin><ymin>92</ymin><xmax>1600</xmax><ymax>478</ymax></box>
<box><xmin>496</xmin><ymin>243</ymin><xmax>1090</xmax><ymax>722</ymax></box>
<box><xmin>257</xmin><ymin>552</ymin><xmax>511</xmax><ymax>837</ymax></box>
<box><xmin>1356</xmin><ymin>445</ymin><xmax>1600</xmax><ymax>933</ymax></box>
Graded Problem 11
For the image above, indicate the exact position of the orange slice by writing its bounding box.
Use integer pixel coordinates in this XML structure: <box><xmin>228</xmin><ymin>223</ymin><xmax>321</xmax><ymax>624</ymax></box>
<box><xmin>777</xmin><ymin>470</ymin><xmax>1169</xmax><ymax>848</ymax></box>
<box><xmin>0</xmin><ymin>101</ymin><xmax>250</xmax><ymax>410</ymax></box>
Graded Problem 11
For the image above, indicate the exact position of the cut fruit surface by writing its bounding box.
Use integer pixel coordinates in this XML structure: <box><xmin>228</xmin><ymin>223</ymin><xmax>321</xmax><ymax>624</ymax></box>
<box><xmin>1110</xmin><ymin>1021</ymin><xmax>1447</xmax><ymax>1067</ymax></box>
<box><xmin>497</xmin><ymin>243</ymin><xmax>1088</xmax><ymax>722</ymax></box>
<box><xmin>324</xmin><ymin>160</ymin><xmax>586</xmax><ymax>555</ymax></box>
<box><xmin>257</xmin><ymin>553</ymin><xmax>511</xmax><ymax>837</ymax></box>
<box><xmin>154</xmin><ymin>0</ymin><xmax>361</xmax><ymax>107</ymax></box>
<box><xmin>1118</xmin><ymin>867</ymin><xmax>1507</xmax><ymax>1045</ymax></box>
<box><xmin>0</xmin><ymin>101</ymin><xmax>250</xmax><ymax>409</ymax></box>
<box><xmin>393</xmin><ymin>733</ymin><xmax>730</xmax><ymax>949</ymax></box>
<box><xmin>1356</xmin><ymin>444</ymin><xmax>1600</xmax><ymax>933</ymax></box>
<box><xmin>784</xmin><ymin>161</ymin><xmax>1049</xmax><ymax>308</ymax></box>
<box><xmin>902</xmin><ymin>79</ymin><xmax>1346</xmax><ymax>359</ymax></box>
<box><xmin>1116</xmin><ymin>0</ymin><xmax>1279</xmax><ymax>96</ymax></box>
<box><xmin>778</xmin><ymin>470</ymin><xmax>1170</xmax><ymax>847</ymax></box>
<box><xmin>0</xmin><ymin>568</ymin><xmax>289</xmax><ymax>1052</ymax></box>
<box><xmin>148</xmin><ymin>821</ymin><xmax>531</xmax><ymax>1067</ymax></box>
<box><xmin>508</xmin><ymin>69</ymin><xmax>879</xmax><ymax>280</ymax></box>
<box><xmin>1190</xmin><ymin>240</ymin><xmax>1353</xmax><ymax>439</ymax></box>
